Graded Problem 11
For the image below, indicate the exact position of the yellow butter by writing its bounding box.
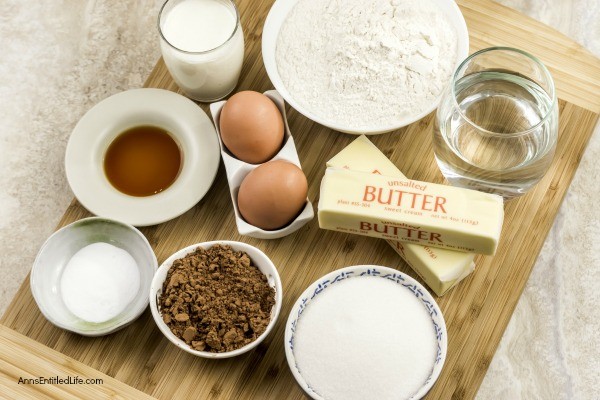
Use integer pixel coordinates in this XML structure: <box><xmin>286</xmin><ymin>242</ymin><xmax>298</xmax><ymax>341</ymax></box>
<box><xmin>326</xmin><ymin>136</ymin><xmax>476</xmax><ymax>295</ymax></box>
<box><xmin>319</xmin><ymin>153</ymin><xmax>504</xmax><ymax>256</ymax></box>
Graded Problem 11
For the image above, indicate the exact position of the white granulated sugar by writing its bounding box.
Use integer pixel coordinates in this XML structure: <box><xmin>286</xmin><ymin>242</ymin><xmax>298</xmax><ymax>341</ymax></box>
<box><xmin>293</xmin><ymin>277</ymin><xmax>437</xmax><ymax>400</ymax></box>
<box><xmin>276</xmin><ymin>0</ymin><xmax>457</xmax><ymax>130</ymax></box>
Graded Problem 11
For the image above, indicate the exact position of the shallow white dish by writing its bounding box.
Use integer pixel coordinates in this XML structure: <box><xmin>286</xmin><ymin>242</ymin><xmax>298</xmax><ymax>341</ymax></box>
<box><xmin>30</xmin><ymin>217</ymin><xmax>158</xmax><ymax>337</ymax></box>
<box><xmin>262</xmin><ymin>0</ymin><xmax>469</xmax><ymax>135</ymax></box>
<box><xmin>65</xmin><ymin>88</ymin><xmax>220</xmax><ymax>227</ymax></box>
<box><xmin>209</xmin><ymin>90</ymin><xmax>314</xmax><ymax>239</ymax></box>
<box><xmin>149</xmin><ymin>241</ymin><xmax>283</xmax><ymax>358</ymax></box>
<box><xmin>285</xmin><ymin>265</ymin><xmax>447</xmax><ymax>400</ymax></box>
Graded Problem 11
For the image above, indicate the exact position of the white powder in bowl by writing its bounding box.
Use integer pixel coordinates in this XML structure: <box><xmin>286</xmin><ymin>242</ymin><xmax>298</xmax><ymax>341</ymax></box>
<box><xmin>276</xmin><ymin>0</ymin><xmax>457</xmax><ymax>130</ymax></box>
<box><xmin>61</xmin><ymin>242</ymin><xmax>140</xmax><ymax>324</ymax></box>
<box><xmin>293</xmin><ymin>277</ymin><xmax>437</xmax><ymax>400</ymax></box>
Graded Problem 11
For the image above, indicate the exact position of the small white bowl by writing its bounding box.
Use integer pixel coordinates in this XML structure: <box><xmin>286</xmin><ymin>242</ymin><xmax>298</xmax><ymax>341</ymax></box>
<box><xmin>65</xmin><ymin>88</ymin><xmax>221</xmax><ymax>226</ymax></box>
<box><xmin>30</xmin><ymin>217</ymin><xmax>158</xmax><ymax>336</ymax></box>
<box><xmin>149</xmin><ymin>241</ymin><xmax>283</xmax><ymax>358</ymax></box>
<box><xmin>262</xmin><ymin>0</ymin><xmax>469</xmax><ymax>134</ymax></box>
<box><xmin>285</xmin><ymin>265</ymin><xmax>447</xmax><ymax>400</ymax></box>
<box><xmin>209</xmin><ymin>90</ymin><xmax>314</xmax><ymax>239</ymax></box>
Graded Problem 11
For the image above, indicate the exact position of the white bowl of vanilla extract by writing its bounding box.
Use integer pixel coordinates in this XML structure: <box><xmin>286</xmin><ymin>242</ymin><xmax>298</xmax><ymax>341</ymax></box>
<box><xmin>65</xmin><ymin>88</ymin><xmax>221</xmax><ymax>226</ymax></box>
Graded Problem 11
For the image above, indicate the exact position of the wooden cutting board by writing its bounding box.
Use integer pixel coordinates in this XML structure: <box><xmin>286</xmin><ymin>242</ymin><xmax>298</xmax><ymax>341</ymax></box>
<box><xmin>2</xmin><ymin>0</ymin><xmax>599</xmax><ymax>399</ymax></box>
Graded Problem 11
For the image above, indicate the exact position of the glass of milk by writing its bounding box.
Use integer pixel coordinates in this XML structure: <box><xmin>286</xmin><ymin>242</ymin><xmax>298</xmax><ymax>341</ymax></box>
<box><xmin>158</xmin><ymin>0</ymin><xmax>244</xmax><ymax>102</ymax></box>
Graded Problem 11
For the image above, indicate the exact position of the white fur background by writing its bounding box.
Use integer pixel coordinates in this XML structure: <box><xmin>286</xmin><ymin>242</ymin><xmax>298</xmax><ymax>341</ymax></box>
<box><xmin>0</xmin><ymin>1</ymin><xmax>598</xmax><ymax>399</ymax></box>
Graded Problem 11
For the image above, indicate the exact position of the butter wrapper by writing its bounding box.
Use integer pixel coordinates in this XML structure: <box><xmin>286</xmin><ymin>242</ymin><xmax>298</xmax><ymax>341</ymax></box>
<box><xmin>326</xmin><ymin>136</ymin><xmax>478</xmax><ymax>295</ymax></box>
<box><xmin>318</xmin><ymin>167</ymin><xmax>503</xmax><ymax>255</ymax></box>
<box><xmin>326</xmin><ymin>136</ymin><xmax>479</xmax><ymax>295</ymax></box>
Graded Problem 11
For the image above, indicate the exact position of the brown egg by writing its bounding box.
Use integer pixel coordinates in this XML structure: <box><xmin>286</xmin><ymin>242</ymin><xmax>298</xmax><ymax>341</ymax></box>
<box><xmin>220</xmin><ymin>91</ymin><xmax>285</xmax><ymax>164</ymax></box>
<box><xmin>237</xmin><ymin>160</ymin><xmax>308</xmax><ymax>230</ymax></box>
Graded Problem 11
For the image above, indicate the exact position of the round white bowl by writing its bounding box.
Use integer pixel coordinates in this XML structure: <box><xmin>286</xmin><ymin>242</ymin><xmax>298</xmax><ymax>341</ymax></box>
<box><xmin>262</xmin><ymin>0</ymin><xmax>469</xmax><ymax>134</ymax></box>
<box><xmin>30</xmin><ymin>217</ymin><xmax>158</xmax><ymax>336</ymax></box>
<box><xmin>149</xmin><ymin>241</ymin><xmax>283</xmax><ymax>358</ymax></box>
<box><xmin>65</xmin><ymin>88</ymin><xmax>221</xmax><ymax>226</ymax></box>
<box><xmin>285</xmin><ymin>265</ymin><xmax>448</xmax><ymax>400</ymax></box>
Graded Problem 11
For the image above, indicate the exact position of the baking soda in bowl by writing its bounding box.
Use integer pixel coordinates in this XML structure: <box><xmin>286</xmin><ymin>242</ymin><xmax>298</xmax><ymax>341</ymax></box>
<box><xmin>293</xmin><ymin>277</ymin><xmax>437</xmax><ymax>400</ymax></box>
<box><xmin>60</xmin><ymin>243</ymin><xmax>140</xmax><ymax>324</ymax></box>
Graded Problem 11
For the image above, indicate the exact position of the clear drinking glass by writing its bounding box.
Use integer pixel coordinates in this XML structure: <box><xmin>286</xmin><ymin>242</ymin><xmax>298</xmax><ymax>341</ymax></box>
<box><xmin>158</xmin><ymin>0</ymin><xmax>244</xmax><ymax>102</ymax></box>
<box><xmin>433</xmin><ymin>47</ymin><xmax>558</xmax><ymax>199</ymax></box>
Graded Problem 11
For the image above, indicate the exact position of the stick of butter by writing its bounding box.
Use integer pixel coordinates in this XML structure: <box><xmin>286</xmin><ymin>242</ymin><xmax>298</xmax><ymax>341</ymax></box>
<box><xmin>319</xmin><ymin>149</ymin><xmax>504</xmax><ymax>256</ymax></box>
<box><xmin>326</xmin><ymin>136</ymin><xmax>476</xmax><ymax>296</ymax></box>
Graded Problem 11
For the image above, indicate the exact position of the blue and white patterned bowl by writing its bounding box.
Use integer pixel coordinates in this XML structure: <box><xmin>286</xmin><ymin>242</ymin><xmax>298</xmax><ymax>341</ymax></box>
<box><xmin>284</xmin><ymin>265</ymin><xmax>447</xmax><ymax>400</ymax></box>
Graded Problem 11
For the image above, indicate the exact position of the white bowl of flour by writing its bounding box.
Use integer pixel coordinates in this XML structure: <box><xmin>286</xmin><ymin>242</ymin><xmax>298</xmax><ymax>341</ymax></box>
<box><xmin>285</xmin><ymin>265</ymin><xmax>447</xmax><ymax>400</ymax></box>
<box><xmin>263</xmin><ymin>0</ymin><xmax>469</xmax><ymax>134</ymax></box>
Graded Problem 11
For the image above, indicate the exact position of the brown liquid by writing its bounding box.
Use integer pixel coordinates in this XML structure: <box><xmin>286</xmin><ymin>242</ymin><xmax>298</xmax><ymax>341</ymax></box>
<box><xmin>104</xmin><ymin>126</ymin><xmax>182</xmax><ymax>197</ymax></box>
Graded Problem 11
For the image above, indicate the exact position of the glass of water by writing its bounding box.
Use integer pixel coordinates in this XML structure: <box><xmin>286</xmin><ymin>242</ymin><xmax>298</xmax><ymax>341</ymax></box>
<box><xmin>433</xmin><ymin>47</ymin><xmax>558</xmax><ymax>199</ymax></box>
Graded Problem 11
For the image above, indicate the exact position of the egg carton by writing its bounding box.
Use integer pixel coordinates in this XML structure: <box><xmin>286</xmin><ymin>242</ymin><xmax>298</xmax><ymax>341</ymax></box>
<box><xmin>209</xmin><ymin>90</ymin><xmax>314</xmax><ymax>239</ymax></box>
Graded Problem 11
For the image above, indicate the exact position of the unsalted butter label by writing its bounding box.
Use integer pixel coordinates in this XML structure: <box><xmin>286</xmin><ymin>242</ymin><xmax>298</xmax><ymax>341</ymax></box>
<box><xmin>326</xmin><ymin>135</ymin><xmax>476</xmax><ymax>295</ymax></box>
<box><xmin>318</xmin><ymin>165</ymin><xmax>504</xmax><ymax>256</ymax></box>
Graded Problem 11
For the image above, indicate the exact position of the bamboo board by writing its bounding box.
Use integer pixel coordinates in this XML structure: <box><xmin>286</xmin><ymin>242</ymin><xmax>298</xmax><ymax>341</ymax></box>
<box><xmin>0</xmin><ymin>325</ymin><xmax>153</xmax><ymax>400</ymax></box>
<box><xmin>2</xmin><ymin>0</ymin><xmax>600</xmax><ymax>399</ymax></box>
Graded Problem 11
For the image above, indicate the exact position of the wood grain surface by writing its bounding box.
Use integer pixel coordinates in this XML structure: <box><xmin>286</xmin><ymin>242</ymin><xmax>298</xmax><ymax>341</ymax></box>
<box><xmin>2</xmin><ymin>1</ymin><xmax>600</xmax><ymax>399</ymax></box>
<box><xmin>0</xmin><ymin>325</ymin><xmax>155</xmax><ymax>400</ymax></box>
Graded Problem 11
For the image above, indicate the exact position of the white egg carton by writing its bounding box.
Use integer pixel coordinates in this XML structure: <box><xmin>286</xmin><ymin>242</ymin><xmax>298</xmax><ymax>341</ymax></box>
<box><xmin>209</xmin><ymin>90</ymin><xmax>314</xmax><ymax>239</ymax></box>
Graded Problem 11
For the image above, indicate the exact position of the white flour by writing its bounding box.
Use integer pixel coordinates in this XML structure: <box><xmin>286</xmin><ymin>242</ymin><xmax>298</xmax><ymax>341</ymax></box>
<box><xmin>276</xmin><ymin>0</ymin><xmax>457</xmax><ymax>130</ymax></box>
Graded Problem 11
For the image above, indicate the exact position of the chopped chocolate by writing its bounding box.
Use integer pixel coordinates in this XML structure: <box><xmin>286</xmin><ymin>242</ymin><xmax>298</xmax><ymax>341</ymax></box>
<box><xmin>158</xmin><ymin>244</ymin><xmax>276</xmax><ymax>353</ymax></box>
